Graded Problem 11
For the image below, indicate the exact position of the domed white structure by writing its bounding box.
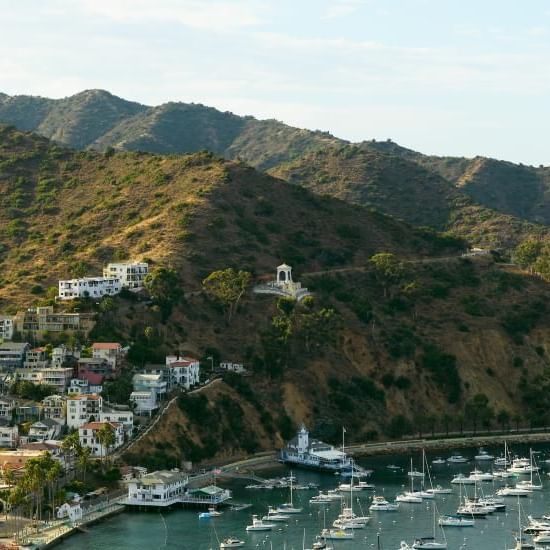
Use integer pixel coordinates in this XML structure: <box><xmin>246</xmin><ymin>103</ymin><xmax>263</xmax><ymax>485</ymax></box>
<box><xmin>253</xmin><ymin>263</ymin><xmax>311</xmax><ymax>301</ymax></box>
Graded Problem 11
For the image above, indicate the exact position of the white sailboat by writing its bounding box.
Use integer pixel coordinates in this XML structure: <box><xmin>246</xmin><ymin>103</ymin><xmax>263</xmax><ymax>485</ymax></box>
<box><xmin>332</xmin><ymin>463</ymin><xmax>370</xmax><ymax>529</ymax></box>
<box><xmin>276</xmin><ymin>471</ymin><xmax>302</xmax><ymax>514</ymax></box>
<box><xmin>516</xmin><ymin>449</ymin><xmax>543</xmax><ymax>491</ymax></box>
<box><xmin>401</xmin><ymin>501</ymin><xmax>447</xmax><ymax>549</ymax></box>
<box><xmin>396</xmin><ymin>458</ymin><xmax>425</xmax><ymax>503</ymax></box>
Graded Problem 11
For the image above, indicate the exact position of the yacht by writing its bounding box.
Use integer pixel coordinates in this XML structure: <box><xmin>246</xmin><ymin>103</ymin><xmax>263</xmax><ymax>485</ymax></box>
<box><xmin>220</xmin><ymin>538</ymin><xmax>245</xmax><ymax>548</ymax></box>
<box><xmin>438</xmin><ymin>515</ymin><xmax>474</xmax><ymax>527</ymax></box>
<box><xmin>493</xmin><ymin>469</ymin><xmax>516</xmax><ymax>479</ymax></box>
<box><xmin>475</xmin><ymin>448</ymin><xmax>494</xmax><ymax>461</ymax></box>
<box><xmin>325</xmin><ymin>489</ymin><xmax>344</xmax><ymax>500</ymax></box>
<box><xmin>432</xmin><ymin>457</ymin><xmax>446</xmax><ymax>465</ymax></box>
<box><xmin>426</xmin><ymin>485</ymin><xmax>453</xmax><ymax>495</ymax></box>
<box><xmin>516</xmin><ymin>449</ymin><xmax>543</xmax><ymax>490</ymax></box>
<box><xmin>451</xmin><ymin>474</ymin><xmax>475</xmax><ymax>485</ymax></box>
<box><xmin>533</xmin><ymin>532</ymin><xmax>550</xmax><ymax>544</ymax></box>
<box><xmin>524</xmin><ymin>516</ymin><xmax>550</xmax><ymax>534</ymax></box>
<box><xmin>408</xmin><ymin>469</ymin><xmax>425</xmax><ymax>478</ymax></box>
<box><xmin>310</xmin><ymin>494</ymin><xmax>334</xmax><ymax>504</ymax></box>
<box><xmin>496</xmin><ymin>486</ymin><xmax>531</xmax><ymax>497</ymax></box>
<box><xmin>397</xmin><ymin>458</ymin><xmax>428</xmax><ymax>503</ymax></box>
<box><xmin>198</xmin><ymin>505</ymin><xmax>223</xmax><ymax>519</ymax></box>
<box><xmin>369</xmin><ymin>495</ymin><xmax>399</xmax><ymax>511</ymax></box>
<box><xmin>469</xmin><ymin>469</ymin><xmax>494</xmax><ymax>482</ymax></box>
<box><xmin>337</xmin><ymin>480</ymin><xmax>375</xmax><ymax>491</ymax></box>
<box><xmin>477</xmin><ymin>496</ymin><xmax>506</xmax><ymax>511</ymax></box>
<box><xmin>320</xmin><ymin>528</ymin><xmax>354</xmax><ymax>540</ymax></box>
<box><xmin>509</xmin><ymin>457</ymin><xmax>539</xmax><ymax>475</ymax></box>
<box><xmin>245</xmin><ymin>515</ymin><xmax>276</xmax><ymax>531</ymax></box>
<box><xmin>387</xmin><ymin>464</ymin><xmax>402</xmax><ymax>470</ymax></box>
<box><xmin>447</xmin><ymin>454</ymin><xmax>468</xmax><ymax>464</ymax></box>
<box><xmin>262</xmin><ymin>506</ymin><xmax>290</xmax><ymax>522</ymax></box>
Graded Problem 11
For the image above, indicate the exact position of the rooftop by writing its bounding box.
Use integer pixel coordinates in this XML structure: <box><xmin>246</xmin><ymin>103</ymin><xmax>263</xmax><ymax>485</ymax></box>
<box><xmin>92</xmin><ymin>343</ymin><xmax>122</xmax><ymax>350</ymax></box>
<box><xmin>81</xmin><ymin>421</ymin><xmax>121</xmax><ymax>430</ymax></box>
<box><xmin>137</xmin><ymin>470</ymin><xmax>187</xmax><ymax>485</ymax></box>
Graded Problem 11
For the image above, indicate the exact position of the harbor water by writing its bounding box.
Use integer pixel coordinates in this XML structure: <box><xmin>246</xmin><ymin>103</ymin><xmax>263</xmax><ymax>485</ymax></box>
<box><xmin>59</xmin><ymin>444</ymin><xmax>550</xmax><ymax>549</ymax></box>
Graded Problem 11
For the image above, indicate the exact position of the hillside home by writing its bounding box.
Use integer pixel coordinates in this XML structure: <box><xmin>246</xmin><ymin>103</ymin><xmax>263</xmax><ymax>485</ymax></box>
<box><xmin>92</xmin><ymin>342</ymin><xmax>122</xmax><ymax>369</ymax></box>
<box><xmin>68</xmin><ymin>378</ymin><xmax>102</xmax><ymax>395</ymax></box>
<box><xmin>52</xmin><ymin>345</ymin><xmax>69</xmax><ymax>368</ymax></box>
<box><xmin>27</xmin><ymin>419</ymin><xmax>61</xmax><ymax>442</ymax></box>
<box><xmin>58</xmin><ymin>276</ymin><xmax>121</xmax><ymax>300</ymax></box>
<box><xmin>14</xmin><ymin>306</ymin><xmax>92</xmax><ymax>337</ymax></box>
<box><xmin>23</xmin><ymin>347</ymin><xmax>49</xmax><ymax>369</ymax></box>
<box><xmin>0</xmin><ymin>342</ymin><xmax>30</xmax><ymax>370</ymax></box>
<box><xmin>99</xmin><ymin>407</ymin><xmax>133</xmax><ymax>435</ymax></box>
<box><xmin>66</xmin><ymin>394</ymin><xmax>103</xmax><ymax>429</ymax></box>
<box><xmin>103</xmin><ymin>262</ymin><xmax>149</xmax><ymax>289</ymax></box>
<box><xmin>0</xmin><ymin>398</ymin><xmax>15</xmax><ymax>421</ymax></box>
<box><xmin>15</xmin><ymin>367</ymin><xmax>73</xmax><ymax>393</ymax></box>
<box><xmin>125</xmin><ymin>470</ymin><xmax>188</xmax><ymax>506</ymax></box>
<box><xmin>78</xmin><ymin>421</ymin><xmax>124</xmax><ymax>457</ymax></box>
<box><xmin>132</xmin><ymin>373</ymin><xmax>167</xmax><ymax>399</ymax></box>
<box><xmin>42</xmin><ymin>395</ymin><xmax>66</xmax><ymax>424</ymax></box>
<box><xmin>130</xmin><ymin>390</ymin><xmax>157</xmax><ymax>415</ymax></box>
<box><xmin>165</xmin><ymin>356</ymin><xmax>200</xmax><ymax>390</ymax></box>
<box><xmin>0</xmin><ymin>317</ymin><xmax>14</xmax><ymax>341</ymax></box>
<box><xmin>0</xmin><ymin>425</ymin><xmax>18</xmax><ymax>449</ymax></box>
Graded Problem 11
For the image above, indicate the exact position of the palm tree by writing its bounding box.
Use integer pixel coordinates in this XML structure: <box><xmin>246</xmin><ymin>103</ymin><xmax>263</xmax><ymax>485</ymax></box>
<box><xmin>46</xmin><ymin>460</ymin><xmax>63</xmax><ymax>521</ymax></box>
<box><xmin>76</xmin><ymin>447</ymin><xmax>92</xmax><ymax>482</ymax></box>
<box><xmin>441</xmin><ymin>413</ymin><xmax>452</xmax><ymax>436</ymax></box>
<box><xmin>96</xmin><ymin>424</ymin><xmax>116</xmax><ymax>469</ymax></box>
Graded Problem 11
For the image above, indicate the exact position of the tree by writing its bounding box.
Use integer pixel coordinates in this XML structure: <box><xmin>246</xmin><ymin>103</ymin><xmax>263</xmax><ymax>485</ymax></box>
<box><xmin>441</xmin><ymin>413</ymin><xmax>452</xmax><ymax>436</ymax></box>
<box><xmin>202</xmin><ymin>268</ymin><xmax>251</xmax><ymax>323</ymax></box>
<box><xmin>464</xmin><ymin>393</ymin><xmax>494</xmax><ymax>435</ymax></box>
<box><xmin>76</xmin><ymin>446</ymin><xmax>92</xmax><ymax>482</ymax></box>
<box><xmin>97</xmin><ymin>424</ymin><xmax>116</xmax><ymax>467</ymax></box>
<box><xmin>496</xmin><ymin>409</ymin><xmax>511</xmax><ymax>432</ymax></box>
<box><xmin>369</xmin><ymin>252</ymin><xmax>406</xmax><ymax>298</ymax></box>
<box><xmin>513</xmin><ymin>239</ymin><xmax>542</xmax><ymax>270</ymax></box>
<box><xmin>144</xmin><ymin>266</ymin><xmax>183</xmax><ymax>319</ymax></box>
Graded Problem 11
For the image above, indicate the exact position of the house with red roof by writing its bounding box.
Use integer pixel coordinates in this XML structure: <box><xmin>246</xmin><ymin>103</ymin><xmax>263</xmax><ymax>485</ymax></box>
<box><xmin>78</xmin><ymin>421</ymin><xmax>124</xmax><ymax>457</ymax></box>
<box><xmin>92</xmin><ymin>342</ymin><xmax>123</xmax><ymax>368</ymax></box>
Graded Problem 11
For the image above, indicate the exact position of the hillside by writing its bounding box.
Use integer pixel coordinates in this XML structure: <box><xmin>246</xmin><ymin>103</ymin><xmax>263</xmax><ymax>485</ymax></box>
<box><xmin>270</xmin><ymin>145</ymin><xmax>548</xmax><ymax>247</ymax></box>
<box><xmin>2</xmin><ymin>90</ymin><xmax>550</xmax><ymax>247</ymax></box>
<box><xmin>3</xmin><ymin>126</ymin><xmax>550</xmax><ymax>468</ymax></box>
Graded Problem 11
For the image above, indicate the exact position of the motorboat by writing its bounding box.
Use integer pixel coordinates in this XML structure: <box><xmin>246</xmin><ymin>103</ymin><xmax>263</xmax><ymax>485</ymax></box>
<box><xmin>408</xmin><ymin>469</ymin><xmax>425</xmax><ymax>478</ymax></box>
<box><xmin>262</xmin><ymin>506</ymin><xmax>290</xmax><ymax>522</ymax></box>
<box><xmin>411</xmin><ymin>538</ymin><xmax>448</xmax><ymax>549</ymax></box>
<box><xmin>451</xmin><ymin>474</ymin><xmax>475</xmax><ymax>485</ymax></box>
<box><xmin>369</xmin><ymin>495</ymin><xmax>399</xmax><ymax>511</ymax></box>
<box><xmin>534</xmin><ymin>532</ymin><xmax>550</xmax><ymax>544</ymax></box>
<box><xmin>524</xmin><ymin>516</ymin><xmax>550</xmax><ymax>534</ymax></box>
<box><xmin>432</xmin><ymin>457</ymin><xmax>446</xmax><ymax>465</ymax></box>
<box><xmin>469</xmin><ymin>469</ymin><xmax>494</xmax><ymax>482</ymax></box>
<box><xmin>438</xmin><ymin>515</ymin><xmax>474</xmax><ymax>527</ymax></box>
<box><xmin>426</xmin><ymin>485</ymin><xmax>453</xmax><ymax>495</ymax></box>
<box><xmin>509</xmin><ymin>457</ymin><xmax>539</xmax><ymax>475</ymax></box>
<box><xmin>516</xmin><ymin>449</ymin><xmax>543</xmax><ymax>490</ymax></box>
<box><xmin>310</xmin><ymin>494</ymin><xmax>333</xmax><ymax>504</ymax></box>
<box><xmin>307</xmin><ymin>540</ymin><xmax>334</xmax><ymax>550</ymax></box>
<box><xmin>333</xmin><ymin>506</ymin><xmax>370</xmax><ymax>527</ymax></box>
<box><xmin>494</xmin><ymin>456</ymin><xmax>509</xmax><ymax>467</ymax></box>
<box><xmin>447</xmin><ymin>454</ymin><xmax>468</xmax><ymax>464</ymax></box>
<box><xmin>496</xmin><ymin>486</ymin><xmax>531</xmax><ymax>497</ymax></box>
<box><xmin>199</xmin><ymin>506</ymin><xmax>222</xmax><ymax>518</ymax></box>
<box><xmin>396</xmin><ymin>492</ymin><xmax>423</xmax><ymax>503</ymax></box>
<box><xmin>325</xmin><ymin>489</ymin><xmax>344</xmax><ymax>500</ymax></box>
<box><xmin>220</xmin><ymin>538</ymin><xmax>245</xmax><ymax>548</ymax></box>
<box><xmin>477</xmin><ymin>497</ymin><xmax>506</xmax><ymax>511</ymax></box>
<box><xmin>493</xmin><ymin>469</ymin><xmax>516</xmax><ymax>479</ymax></box>
<box><xmin>245</xmin><ymin>515</ymin><xmax>276</xmax><ymax>531</ymax></box>
<box><xmin>337</xmin><ymin>480</ymin><xmax>374</xmax><ymax>491</ymax></box>
<box><xmin>387</xmin><ymin>464</ymin><xmax>402</xmax><ymax>470</ymax></box>
<box><xmin>320</xmin><ymin>528</ymin><xmax>354</xmax><ymax>540</ymax></box>
<box><xmin>475</xmin><ymin>448</ymin><xmax>494</xmax><ymax>461</ymax></box>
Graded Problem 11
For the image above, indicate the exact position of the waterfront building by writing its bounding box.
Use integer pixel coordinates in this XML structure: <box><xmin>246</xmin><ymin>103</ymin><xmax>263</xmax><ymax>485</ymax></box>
<box><xmin>78</xmin><ymin>421</ymin><xmax>124</xmax><ymax>456</ymax></box>
<box><xmin>58</xmin><ymin>276</ymin><xmax>121</xmax><ymax>300</ymax></box>
<box><xmin>253</xmin><ymin>263</ymin><xmax>311</xmax><ymax>301</ymax></box>
<box><xmin>125</xmin><ymin>470</ymin><xmax>189</xmax><ymax>507</ymax></box>
<box><xmin>67</xmin><ymin>394</ymin><xmax>103</xmax><ymax>429</ymax></box>
<box><xmin>102</xmin><ymin>262</ymin><xmax>149</xmax><ymax>289</ymax></box>
<box><xmin>279</xmin><ymin>424</ymin><xmax>353</xmax><ymax>473</ymax></box>
<box><xmin>57</xmin><ymin>501</ymin><xmax>83</xmax><ymax>523</ymax></box>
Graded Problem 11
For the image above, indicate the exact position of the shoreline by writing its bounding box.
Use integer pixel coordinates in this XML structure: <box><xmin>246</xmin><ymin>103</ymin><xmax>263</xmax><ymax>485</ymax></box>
<box><xmin>34</xmin><ymin>430</ymin><xmax>550</xmax><ymax>548</ymax></box>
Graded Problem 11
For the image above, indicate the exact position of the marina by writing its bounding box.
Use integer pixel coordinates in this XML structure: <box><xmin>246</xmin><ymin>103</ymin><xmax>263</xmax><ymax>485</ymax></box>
<box><xmin>56</xmin><ymin>443</ymin><xmax>550</xmax><ymax>549</ymax></box>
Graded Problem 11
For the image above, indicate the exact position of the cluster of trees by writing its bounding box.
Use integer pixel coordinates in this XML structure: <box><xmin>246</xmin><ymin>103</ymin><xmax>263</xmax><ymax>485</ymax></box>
<box><xmin>10</xmin><ymin>380</ymin><xmax>55</xmax><ymax>401</ymax></box>
<box><xmin>202</xmin><ymin>268</ymin><xmax>251</xmax><ymax>323</ymax></box>
<box><xmin>514</xmin><ymin>238</ymin><xmax>550</xmax><ymax>279</ymax></box>
<box><xmin>144</xmin><ymin>266</ymin><xmax>183</xmax><ymax>320</ymax></box>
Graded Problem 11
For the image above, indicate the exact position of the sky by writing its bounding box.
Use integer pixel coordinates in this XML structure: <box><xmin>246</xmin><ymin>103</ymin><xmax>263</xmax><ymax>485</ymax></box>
<box><xmin>1</xmin><ymin>0</ymin><xmax>550</xmax><ymax>165</ymax></box>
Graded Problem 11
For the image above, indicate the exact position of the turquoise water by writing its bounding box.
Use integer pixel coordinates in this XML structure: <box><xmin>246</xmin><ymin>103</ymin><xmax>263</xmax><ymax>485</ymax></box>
<box><xmin>59</xmin><ymin>445</ymin><xmax>550</xmax><ymax>550</ymax></box>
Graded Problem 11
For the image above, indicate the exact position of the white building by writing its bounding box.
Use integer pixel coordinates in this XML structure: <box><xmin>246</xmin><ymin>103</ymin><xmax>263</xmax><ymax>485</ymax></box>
<box><xmin>28</xmin><ymin>419</ymin><xmax>61</xmax><ymax>442</ymax></box>
<box><xmin>219</xmin><ymin>362</ymin><xmax>247</xmax><ymax>374</ymax></box>
<box><xmin>99</xmin><ymin>408</ymin><xmax>133</xmax><ymax>436</ymax></box>
<box><xmin>0</xmin><ymin>425</ymin><xmax>18</xmax><ymax>448</ymax></box>
<box><xmin>52</xmin><ymin>345</ymin><xmax>69</xmax><ymax>368</ymax></box>
<box><xmin>78</xmin><ymin>421</ymin><xmax>124</xmax><ymax>457</ymax></box>
<box><xmin>125</xmin><ymin>470</ymin><xmax>188</xmax><ymax>507</ymax></box>
<box><xmin>58</xmin><ymin>277</ymin><xmax>121</xmax><ymax>300</ymax></box>
<box><xmin>253</xmin><ymin>263</ymin><xmax>311</xmax><ymax>301</ymax></box>
<box><xmin>66</xmin><ymin>394</ymin><xmax>103</xmax><ymax>429</ymax></box>
<box><xmin>165</xmin><ymin>356</ymin><xmax>200</xmax><ymax>390</ymax></box>
<box><xmin>92</xmin><ymin>342</ymin><xmax>122</xmax><ymax>369</ymax></box>
<box><xmin>16</xmin><ymin>367</ymin><xmax>73</xmax><ymax>393</ymax></box>
<box><xmin>0</xmin><ymin>317</ymin><xmax>14</xmax><ymax>341</ymax></box>
<box><xmin>42</xmin><ymin>395</ymin><xmax>66</xmax><ymax>424</ymax></box>
<box><xmin>68</xmin><ymin>378</ymin><xmax>103</xmax><ymax>395</ymax></box>
<box><xmin>130</xmin><ymin>391</ymin><xmax>157</xmax><ymax>415</ymax></box>
<box><xmin>57</xmin><ymin>501</ymin><xmax>83</xmax><ymax>523</ymax></box>
<box><xmin>103</xmin><ymin>262</ymin><xmax>149</xmax><ymax>290</ymax></box>
<box><xmin>0</xmin><ymin>398</ymin><xmax>15</xmax><ymax>421</ymax></box>
<box><xmin>0</xmin><ymin>342</ymin><xmax>30</xmax><ymax>369</ymax></box>
<box><xmin>132</xmin><ymin>373</ymin><xmax>167</xmax><ymax>399</ymax></box>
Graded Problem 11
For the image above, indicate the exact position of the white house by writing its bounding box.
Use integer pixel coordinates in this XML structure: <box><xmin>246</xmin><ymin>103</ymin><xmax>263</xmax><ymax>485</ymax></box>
<box><xmin>28</xmin><ymin>419</ymin><xmax>61</xmax><ymax>442</ymax></box>
<box><xmin>57</xmin><ymin>501</ymin><xmax>83</xmax><ymax>523</ymax></box>
<box><xmin>99</xmin><ymin>408</ymin><xmax>133</xmax><ymax>436</ymax></box>
<box><xmin>68</xmin><ymin>378</ymin><xmax>102</xmax><ymax>395</ymax></box>
<box><xmin>165</xmin><ymin>356</ymin><xmax>200</xmax><ymax>390</ymax></box>
<box><xmin>23</xmin><ymin>347</ymin><xmax>49</xmax><ymax>369</ymax></box>
<box><xmin>130</xmin><ymin>391</ymin><xmax>157</xmax><ymax>415</ymax></box>
<box><xmin>102</xmin><ymin>262</ymin><xmax>149</xmax><ymax>290</ymax></box>
<box><xmin>253</xmin><ymin>263</ymin><xmax>311</xmax><ymax>301</ymax></box>
<box><xmin>42</xmin><ymin>395</ymin><xmax>66</xmax><ymax>424</ymax></box>
<box><xmin>219</xmin><ymin>362</ymin><xmax>247</xmax><ymax>374</ymax></box>
<box><xmin>66</xmin><ymin>394</ymin><xmax>103</xmax><ymax>429</ymax></box>
<box><xmin>0</xmin><ymin>425</ymin><xmax>18</xmax><ymax>448</ymax></box>
<box><xmin>58</xmin><ymin>277</ymin><xmax>121</xmax><ymax>300</ymax></box>
<box><xmin>125</xmin><ymin>470</ymin><xmax>188</xmax><ymax>506</ymax></box>
<box><xmin>51</xmin><ymin>345</ymin><xmax>69</xmax><ymax>368</ymax></box>
<box><xmin>0</xmin><ymin>398</ymin><xmax>15</xmax><ymax>421</ymax></box>
<box><xmin>78</xmin><ymin>421</ymin><xmax>124</xmax><ymax>457</ymax></box>
<box><xmin>92</xmin><ymin>342</ymin><xmax>122</xmax><ymax>369</ymax></box>
<box><xmin>132</xmin><ymin>373</ymin><xmax>167</xmax><ymax>399</ymax></box>
<box><xmin>0</xmin><ymin>317</ymin><xmax>14</xmax><ymax>341</ymax></box>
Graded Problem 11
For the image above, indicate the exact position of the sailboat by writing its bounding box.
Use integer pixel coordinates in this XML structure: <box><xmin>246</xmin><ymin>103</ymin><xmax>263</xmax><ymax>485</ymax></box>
<box><xmin>276</xmin><ymin>471</ymin><xmax>303</xmax><ymax>514</ymax></box>
<box><xmin>396</xmin><ymin>458</ymin><xmax>424</xmax><ymax>503</ymax></box>
<box><xmin>508</xmin><ymin>496</ymin><xmax>535</xmax><ymax>550</ymax></box>
<box><xmin>516</xmin><ymin>449</ymin><xmax>543</xmax><ymax>491</ymax></box>
<box><xmin>401</xmin><ymin>501</ymin><xmax>447</xmax><ymax>549</ymax></box>
<box><xmin>332</xmin><ymin>461</ymin><xmax>370</xmax><ymax>529</ymax></box>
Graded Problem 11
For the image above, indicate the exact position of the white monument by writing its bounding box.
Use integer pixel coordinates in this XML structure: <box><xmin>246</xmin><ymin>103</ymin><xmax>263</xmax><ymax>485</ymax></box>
<box><xmin>253</xmin><ymin>263</ymin><xmax>311</xmax><ymax>301</ymax></box>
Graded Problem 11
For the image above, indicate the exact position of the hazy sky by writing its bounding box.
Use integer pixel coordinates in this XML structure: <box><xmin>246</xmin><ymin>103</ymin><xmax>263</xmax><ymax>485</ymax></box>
<box><xmin>2</xmin><ymin>0</ymin><xmax>550</xmax><ymax>165</ymax></box>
